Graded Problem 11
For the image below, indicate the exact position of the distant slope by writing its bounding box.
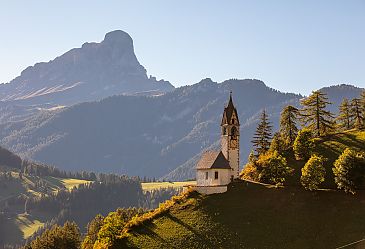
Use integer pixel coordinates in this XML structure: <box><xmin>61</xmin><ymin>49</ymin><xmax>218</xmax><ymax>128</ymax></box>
<box><xmin>0</xmin><ymin>82</ymin><xmax>362</xmax><ymax>179</ymax></box>
<box><xmin>0</xmin><ymin>79</ymin><xmax>302</xmax><ymax>177</ymax></box>
<box><xmin>0</xmin><ymin>30</ymin><xmax>173</xmax><ymax>107</ymax></box>
<box><xmin>123</xmin><ymin>181</ymin><xmax>365</xmax><ymax>249</ymax></box>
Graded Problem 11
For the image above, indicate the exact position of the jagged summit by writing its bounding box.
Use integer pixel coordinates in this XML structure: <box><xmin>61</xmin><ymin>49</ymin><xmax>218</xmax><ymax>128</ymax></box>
<box><xmin>0</xmin><ymin>30</ymin><xmax>174</xmax><ymax>106</ymax></box>
<box><xmin>103</xmin><ymin>30</ymin><xmax>133</xmax><ymax>45</ymax></box>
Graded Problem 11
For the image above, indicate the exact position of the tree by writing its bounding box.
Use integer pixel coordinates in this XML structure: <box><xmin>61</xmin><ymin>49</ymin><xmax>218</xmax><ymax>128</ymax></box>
<box><xmin>350</xmin><ymin>98</ymin><xmax>364</xmax><ymax>129</ymax></box>
<box><xmin>300</xmin><ymin>90</ymin><xmax>334</xmax><ymax>136</ymax></box>
<box><xmin>269</xmin><ymin>132</ymin><xmax>286</xmax><ymax>154</ymax></box>
<box><xmin>82</xmin><ymin>214</ymin><xmax>104</xmax><ymax>249</ymax></box>
<box><xmin>241</xmin><ymin>150</ymin><xmax>293</xmax><ymax>185</ymax></box>
<box><xmin>361</xmin><ymin>90</ymin><xmax>365</xmax><ymax>124</ymax></box>
<box><xmin>280</xmin><ymin>105</ymin><xmax>299</xmax><ymax>146</ymax></box>
<box><xmin>333</xmin><ymin>148</ymin><xmax>365</xmax><ymax>194</ymax></box>
<box><xmin>337</xmin><ymin>98</ymin><xmax>353</xmax><ymax>130</ymax></box>
<box><xmin>26</xmin><ymin>221</ymin><xmax>81</xmax><ymax>249</ymax></box>
<box><xmin>293</xmin><ymin>129</ymin><xmax>314</xmax><ymax>160</ymax></box>
<box><xmin>300</xmin><ymin>155</ymin><xmax>326</xmax><ymax>190</ymax></box>
<box><xmin>252</xmin><ymin>110</ymin><xmax>273</xmax><ymax>155</ymax></box>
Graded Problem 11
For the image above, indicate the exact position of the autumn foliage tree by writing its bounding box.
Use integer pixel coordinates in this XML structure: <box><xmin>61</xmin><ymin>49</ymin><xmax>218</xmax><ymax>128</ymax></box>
<box><xmin>241</xmin><ymin>150</ymin><xmax>293</xmax><ymax>185</ymax></box>
<box><xmin>300</xmin><ymin>155</ymin><xmax>326</xmax><ymax>190</ymax></box>
<box><xmin>293</xmin><ymin>129</ymin><xmax>314</xmax><ymax>160</ymax></box>
<box><xmin>333</xmin><ymin>148</ymin><xmax>365</xmax><ymax>194</ymax></box>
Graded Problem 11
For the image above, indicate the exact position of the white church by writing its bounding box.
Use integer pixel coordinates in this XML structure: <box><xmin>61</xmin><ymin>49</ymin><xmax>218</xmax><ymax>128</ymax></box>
<box><xmin>194</xmin><ymin>92</ymin><xmax>240</xmax><ymax>194</ymax></box>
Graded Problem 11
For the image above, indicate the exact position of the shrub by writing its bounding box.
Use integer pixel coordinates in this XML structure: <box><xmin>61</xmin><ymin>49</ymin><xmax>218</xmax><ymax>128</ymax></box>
<box><xmin>333</xmin><ymin>148</ymin><xmax>365</xmax><ymax>194</ymax></box>
<box><xmin>300</xmin><ymin>155</ymin><xmax>326</xmax><ymax>190</ymax></box>
<box><xmin>293</xmin><ymin>129</ymin><xmax>314</xmax><ymax>160</ymax></box>
<box><xmin>242</xmin><ymin>150</ymin><xmax>293</xmax><ymax>185</ymax></box>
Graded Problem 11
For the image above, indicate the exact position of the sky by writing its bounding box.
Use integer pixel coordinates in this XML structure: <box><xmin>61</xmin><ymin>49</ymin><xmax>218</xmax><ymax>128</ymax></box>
<box><xmin>0</xmin><ymin>1</ymin><xmax>364</xmax><ymax>95</ymax></box>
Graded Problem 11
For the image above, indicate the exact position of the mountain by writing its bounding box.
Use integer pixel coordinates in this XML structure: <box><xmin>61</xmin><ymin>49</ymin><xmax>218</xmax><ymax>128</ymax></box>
<box><xmin>0</xmin><ymin>80</ymin><xmax>362</xmax><ymax>180</ymax></box>
<box><xmin>0</xmin><ymin>79</ymin><xmax>362</xmax><ymax>180</ymax></box>
<box><xmin>0</xmin><ymin>79</ymin><xmax>299</xmax><ymax>178</ymax></box>
<box><xmin>0</xmin><ymin>30</ymin><xmax>174</xmax><ymax>107</ymax></box>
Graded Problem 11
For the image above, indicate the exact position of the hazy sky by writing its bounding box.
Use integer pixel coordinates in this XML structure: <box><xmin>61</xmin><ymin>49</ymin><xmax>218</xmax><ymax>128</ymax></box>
<box><xmin>1</xmin><ymin>1</ymin><xmax>364</xmax><ymax>94</ymax></box>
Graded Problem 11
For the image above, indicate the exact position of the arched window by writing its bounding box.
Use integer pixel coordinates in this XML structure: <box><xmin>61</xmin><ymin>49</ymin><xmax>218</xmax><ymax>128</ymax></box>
<box><xmin>223</xmin><ymin>127</ymin><xmax>227</xmax><ymax>135</ymax></box>
<box><xmin>231</xmin><ymin>127</ymin><xmax>237</xmax><ymax>137</ymax></box>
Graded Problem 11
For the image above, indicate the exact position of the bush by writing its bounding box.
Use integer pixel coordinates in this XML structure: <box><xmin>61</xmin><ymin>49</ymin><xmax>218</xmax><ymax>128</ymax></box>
<box><xmin>293</xmin><ymin>129</ymin><xmax>314</xmax><ymax>160</ymax></box>
<box><xmin>242</xmin><ymin>151</ymin><xmax>293</xmax><ymax>185</ymax></box>
<box><xmin>333</xmin><ymin>148</ymin><xmax>365</xmax><ymax>194</ymax></box>
<box><xmin>300</xmin><ymin>155</ymin><xmax>326</xmax><ymax>190</ymax></box>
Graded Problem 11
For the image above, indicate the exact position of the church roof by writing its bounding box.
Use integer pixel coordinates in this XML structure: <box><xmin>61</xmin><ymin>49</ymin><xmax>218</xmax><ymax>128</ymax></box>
<box><xmin>221</xmin><ymin>92</ymin><xmax>240</xmax><ymax>125</ymax></box>
<box><xmin>196</xmin><ymin>151</ymin><xmax>232</xmax><ymax>170</ymax></box>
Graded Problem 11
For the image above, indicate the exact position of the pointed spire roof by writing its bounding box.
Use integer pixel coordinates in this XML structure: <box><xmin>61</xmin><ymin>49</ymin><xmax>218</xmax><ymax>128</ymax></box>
<box><xmin>221</xmin><ymin>91</ymin><xmax>239</xmax><ymax>125</ymax></box>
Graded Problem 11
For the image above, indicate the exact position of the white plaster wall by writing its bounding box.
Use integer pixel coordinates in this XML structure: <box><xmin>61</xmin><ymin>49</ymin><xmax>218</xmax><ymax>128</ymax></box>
<box><xmin>194</xmin><ymin>185</ymin><xmax>228</xmax><ymax>195</ymax></box>
<box><xmin>196</xmin><ymin>169</ymin><xmax>231</xmax><ymax>186</ymax></box>
<box><xmin>229</xmin><ymin>149</ymin><xmax>239</xmax><ymax>179</ymax></box>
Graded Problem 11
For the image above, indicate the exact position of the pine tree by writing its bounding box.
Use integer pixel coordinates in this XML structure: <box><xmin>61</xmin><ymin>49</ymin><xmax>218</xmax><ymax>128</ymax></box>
<box><xmin>279</xmin><ymin>105</ymin><xmax>299</xmax><ymax>146</ymax></box>
<box><xmin>337</xmin><ymin>98</ymin><xmax>352</xmax><ymax>130</ymax></box>
<box><xmin>300</xmin><ymin>90</ymin><xmax>334</xmax><ymax>136</ymax></box>
<box><xmin>350</xmin><ymin>98</ymin><xmax>363</xmax><ymax>129</ymax></box>
<box><xmin>252</xmin><ymin>110</ymin><xmax>273</xmax><ymax>155</ymax></box>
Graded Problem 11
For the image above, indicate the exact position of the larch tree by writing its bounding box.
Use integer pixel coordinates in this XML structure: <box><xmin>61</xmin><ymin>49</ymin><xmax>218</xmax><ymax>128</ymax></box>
<box><xmin>251</xmin><ymin>109</ymin><xmax>273</xmax><ymax>155</ymax></box>
<box><xmin>279</xmin><ymin>105</ymin><xmax>299</xmax><ymax>146</ymax></box>
<box><xmin>337</xmin><ymin>98</ymin><xmax>352</xmax><ymax>130</ymax></box>
<box><xmin>300</xmin><ymin>90</ymin><xmax>334</xmax><ymax>136</ymax></box>
<box><xmin>350</xmin><ymin>98</ymin><xmax>363</xmax><ymax>129</ymax></box>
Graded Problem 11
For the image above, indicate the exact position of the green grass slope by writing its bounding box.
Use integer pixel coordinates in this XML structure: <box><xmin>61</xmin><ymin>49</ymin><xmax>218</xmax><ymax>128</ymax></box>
<box><xmin>0</xmin><ymin>172</ymin><xmax>91</xmax><ymax>245</ymax></box>
<box><xmin>124</xmin><ymin>181</ymin><xmax>365</xmax><ymax>249</ymax></box>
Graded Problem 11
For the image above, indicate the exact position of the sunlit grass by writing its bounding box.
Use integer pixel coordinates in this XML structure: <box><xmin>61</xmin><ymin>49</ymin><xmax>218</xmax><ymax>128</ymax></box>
<box><xmin>141</xmin><ymin>181</ymin><xmax>196</xmax><ymax>191</ymax></box>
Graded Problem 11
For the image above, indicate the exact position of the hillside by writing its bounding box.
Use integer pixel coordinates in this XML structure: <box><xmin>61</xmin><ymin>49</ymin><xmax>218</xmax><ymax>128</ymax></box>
<box><xmin>0</xmin><ymin>78</ymin><xmax>302</xmax><ymax>178</ymax></box>
<box><xmin>122</xmin><ymin>181</ymin><xmax>365</xmax><ymax>249</ymax></box>
<box><xmin>0</xmin><ymin>171</ymin><xmax>91</xmax><ymax>245</ymax></box>
<box><xmin>283</xmin><ymin>130</ymin><xmax>365</xmax><ymax>188</ymax></box>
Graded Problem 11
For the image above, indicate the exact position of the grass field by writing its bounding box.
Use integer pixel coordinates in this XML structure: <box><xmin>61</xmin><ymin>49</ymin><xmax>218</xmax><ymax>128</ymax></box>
<box><xmin>15</xmin><ymin>214</ymin><xmax>45</xmax><ymax>239</ymax></box>
<box><xmin>141</xmin><ymin>181</ymin><xmax>196</xmax><ymax>191</ymax></box>
<box><xmin>125</xmin><ymin>180</ymin><xmax>365</xmax><ymax>249</ymax></box>
<box><xmin>0</xmin><ymin>174</ymin><xmax>92</xmax><ymax>244</ymax></box>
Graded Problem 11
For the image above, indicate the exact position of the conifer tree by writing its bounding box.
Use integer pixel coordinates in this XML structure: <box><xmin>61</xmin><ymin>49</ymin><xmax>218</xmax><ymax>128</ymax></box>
<box><xmin>300</xmin><ymin>90</ymin><xmax>334</xmax><ymax>136</ymax></box>
<box><xmin>252</xmin><ymin>110</ymin><xmax>273</xmax><ymax>155</ymax></box>
<box><xmin>337</xmin><ymin>98</ymin><xmax>352</xmax><ymax>130</ymax></box>
<box><xmin>279</xmin><ymin>105</ymin><xmax>299</xmax><ymax>146</ymax></box>
<box><xmin>350</xmin><ymin>98</ymin><xmax>363</xmax><ymax>129</ymax></box>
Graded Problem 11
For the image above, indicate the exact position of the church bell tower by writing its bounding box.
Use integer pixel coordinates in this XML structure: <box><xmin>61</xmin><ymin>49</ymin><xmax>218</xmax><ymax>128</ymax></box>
<box><xmin>221</xmin><ymin>92</ymin><xmax>240</xmax><ymax>179</ymax></box>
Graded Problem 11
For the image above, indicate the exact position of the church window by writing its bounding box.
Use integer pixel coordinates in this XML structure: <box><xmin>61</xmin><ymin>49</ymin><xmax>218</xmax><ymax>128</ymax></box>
<box><xmin>223</xmin><ymin>127</ymin><xmax>227</xmax><ymax>135</ymax></box>
<box><xmin>231</xmin><ymin>127</ymin><xmax>237</xmax><ymax>136</ymax></box>
<box><xmin>205</xmin><ymin>172</ymin><xmax>208</xmax><ymax>180</ymax></box>
<box><xmin>214</xmin><ymin>171</ymin><xmax>219</xmax><ymax>179</ymax></box>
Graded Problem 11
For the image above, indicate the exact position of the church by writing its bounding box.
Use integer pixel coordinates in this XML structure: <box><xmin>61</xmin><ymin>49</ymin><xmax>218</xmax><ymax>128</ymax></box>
<box><xmin>194</xmin><ymin>92</ymin><xmax>240</xmax><ymax>195</ymax></box>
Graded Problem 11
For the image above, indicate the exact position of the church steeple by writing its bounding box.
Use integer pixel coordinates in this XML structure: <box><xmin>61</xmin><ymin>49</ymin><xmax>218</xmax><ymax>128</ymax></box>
<box><xmin>221</xmin><ymin>92</ymin><xmax>240</xmax><ymax>179</ymax></box>
<box><xmin>221</xmin><ymin>91</ymin><xmax>240</xmax><ymax>126</ymax></box>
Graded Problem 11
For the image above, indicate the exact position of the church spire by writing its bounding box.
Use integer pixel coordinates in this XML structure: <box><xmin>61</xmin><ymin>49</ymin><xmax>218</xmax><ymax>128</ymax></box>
<box><xmin>221</xmin><ymin>91</ymin><xmax>239</xmax><ymax>126</ymax></box>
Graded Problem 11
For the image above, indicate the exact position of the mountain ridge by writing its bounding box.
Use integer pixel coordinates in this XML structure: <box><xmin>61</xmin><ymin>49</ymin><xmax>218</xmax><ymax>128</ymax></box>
<box><xmin>0</xmin><ymin>30</ymin><xmax>174</xmax><ymax>106</ymax></box>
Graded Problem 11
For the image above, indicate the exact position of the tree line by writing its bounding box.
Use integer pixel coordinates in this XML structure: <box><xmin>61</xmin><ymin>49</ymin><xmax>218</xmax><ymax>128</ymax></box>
<box><xmin>244</xmin><ymin>89</ymin><xmax>365</xmax><ymax>193</ymax></box>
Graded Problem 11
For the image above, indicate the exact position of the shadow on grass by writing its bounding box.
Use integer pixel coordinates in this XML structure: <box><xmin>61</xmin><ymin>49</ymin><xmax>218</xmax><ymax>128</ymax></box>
<box><xmin>164</xmin><ymin>213</ymin><xmax>216</xmax><ymax>248</ymax></box>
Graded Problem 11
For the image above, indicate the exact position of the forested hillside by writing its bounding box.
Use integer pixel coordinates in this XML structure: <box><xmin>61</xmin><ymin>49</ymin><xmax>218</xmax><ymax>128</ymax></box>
<box><xmin>0</xmin><ymin>148</ymin><xmax>179</xmax><ymax>248</ymax></box>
